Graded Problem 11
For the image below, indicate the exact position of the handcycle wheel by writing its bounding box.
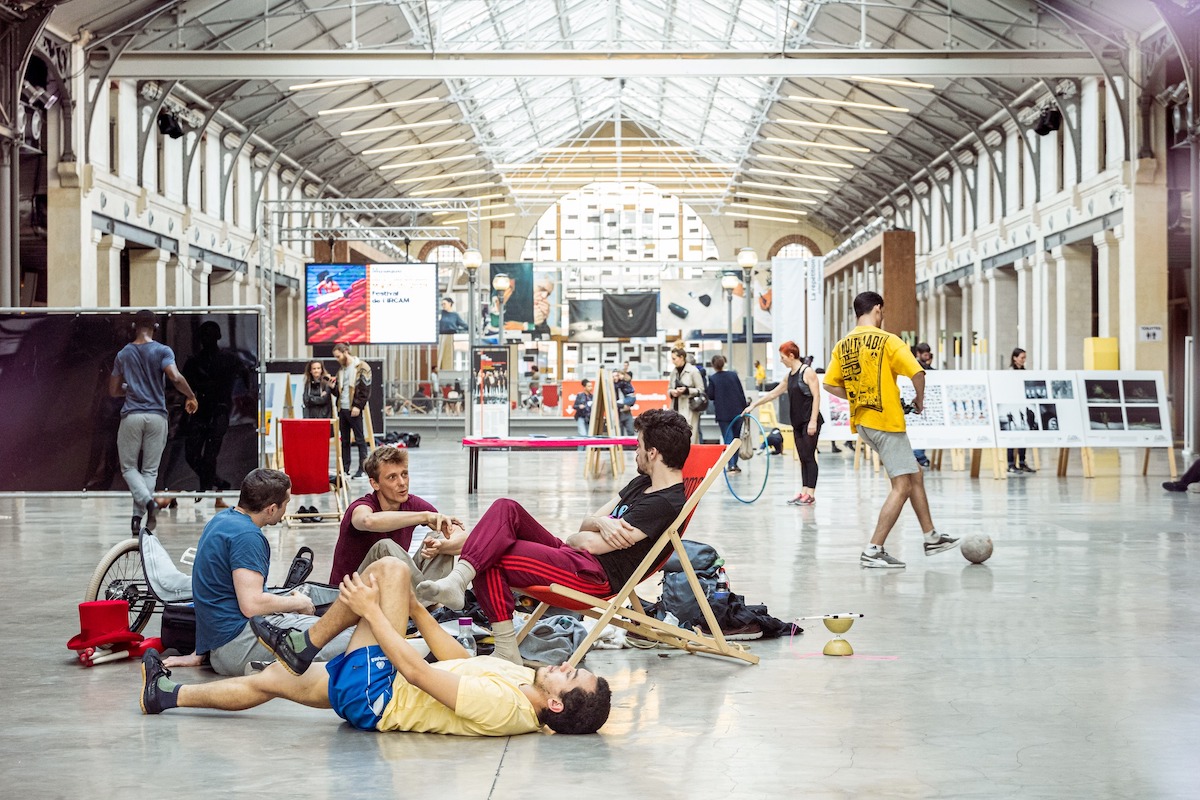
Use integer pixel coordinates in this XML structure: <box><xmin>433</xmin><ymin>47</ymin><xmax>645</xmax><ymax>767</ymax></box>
<box><xmin>85</xmin><ymin>538</ymin><xmax>156</xmax><ymax>634</ymax></box>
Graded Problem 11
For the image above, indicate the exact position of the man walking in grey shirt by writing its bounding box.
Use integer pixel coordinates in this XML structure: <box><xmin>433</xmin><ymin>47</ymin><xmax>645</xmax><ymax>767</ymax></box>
<box><xmin>110</xmin><ymin>310</ymin><xmax>199</xmax><ymax>534</ymax></box>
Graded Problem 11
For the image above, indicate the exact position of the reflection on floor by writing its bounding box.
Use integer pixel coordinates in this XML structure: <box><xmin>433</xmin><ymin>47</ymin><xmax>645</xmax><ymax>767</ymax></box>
<box><xmin>3</xmin><ymin>441</ymin><xmax>1197</xmax><ymax>798</ymax></box>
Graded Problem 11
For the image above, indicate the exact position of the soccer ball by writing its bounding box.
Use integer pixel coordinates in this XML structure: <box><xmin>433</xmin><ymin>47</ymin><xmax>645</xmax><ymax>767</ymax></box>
<box><xmin>961</xmin><ymin>535</ymin><xmax>993</xmax><ymax>564</ymax></box>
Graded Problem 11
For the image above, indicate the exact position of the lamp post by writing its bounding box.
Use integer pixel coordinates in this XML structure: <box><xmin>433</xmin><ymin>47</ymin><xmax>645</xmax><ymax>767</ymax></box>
<box><xmin>737</xmin><ymin>247</ymin><xmax>757</xmax><ymax>390</ymax></box>
<box><xmin>492</xmin><ymin>272</ymin><xmax>511</xmax><ymax>346</ymax></box>
<box><xmin>721</xmin><ymin>272</ymin><xmax>740</xmax><ymax>367</ymax></box>
<box><xmin>462</xmin><ymin>247</ymin><xmax>483</xmax><ymax>435</ymax></box>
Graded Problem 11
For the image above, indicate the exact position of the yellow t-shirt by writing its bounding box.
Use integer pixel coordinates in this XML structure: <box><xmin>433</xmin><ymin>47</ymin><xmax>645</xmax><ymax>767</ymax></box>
<box><xmin>376</xmin><ymin>656</ymin><xmax>542</xmax><ymax>736</ymax></box>
<box><xmin>824</xmin><ymin>326</ymin><xmax>923</xmax><ymax>433</ymax></box>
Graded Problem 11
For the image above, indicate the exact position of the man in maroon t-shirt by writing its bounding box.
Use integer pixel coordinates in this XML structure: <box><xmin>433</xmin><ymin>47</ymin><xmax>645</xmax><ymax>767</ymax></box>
<box><xmin>328</xmin><ymin>445</ymin><xmax>463</xmax><ymax>586</ymax></box>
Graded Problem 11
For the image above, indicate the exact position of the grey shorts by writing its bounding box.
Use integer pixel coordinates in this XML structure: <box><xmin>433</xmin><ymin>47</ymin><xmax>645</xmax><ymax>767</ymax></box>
<box><xmin>856</xmin><ymin>425</ymin><xmax>919</xmax><ymax>478</ymax></box>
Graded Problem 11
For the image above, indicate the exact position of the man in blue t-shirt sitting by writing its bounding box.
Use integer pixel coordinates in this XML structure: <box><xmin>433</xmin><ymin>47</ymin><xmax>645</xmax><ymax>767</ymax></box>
<box><xmin>109</xmin><ymin>310</ymin><xmax>199</xmax><ymax>534</ymax></box>
<box><xmin>168</xmin><ymin>468</ymin><xmax>351</xmax><ymax>676</ymax></box>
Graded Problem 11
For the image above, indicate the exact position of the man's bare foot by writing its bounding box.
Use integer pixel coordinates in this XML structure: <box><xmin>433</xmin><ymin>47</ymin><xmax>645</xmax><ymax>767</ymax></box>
<box><xmin>162</xmin><ymin>653</ymin><xmax>205</xmax><ymax>668</ymax></box>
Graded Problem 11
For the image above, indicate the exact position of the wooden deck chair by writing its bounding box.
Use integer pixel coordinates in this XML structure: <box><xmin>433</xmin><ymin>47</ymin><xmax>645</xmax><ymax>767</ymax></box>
<box><xmin>278</xmin><ymin>418</ymin><xmax>345</xmax><ymax>526</ymax></box>
<box><xmin>515</xmin><ymin>441</ymin><xmax>758</xmax><ymax>667</ymax></box>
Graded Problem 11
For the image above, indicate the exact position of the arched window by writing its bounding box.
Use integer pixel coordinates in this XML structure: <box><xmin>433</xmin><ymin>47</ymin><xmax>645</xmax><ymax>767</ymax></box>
<box><xmin>768</xmin><ymin>234</ymin><xmax>822</xmax><ymax>259</ymax></box>
<box><xmin>431</xmin><ymin>244</ymin><xmax>464</xmax><ymax>264</ymax></box>
<box><xmin>521</xmin><ymin>182</ymin><xmax>719</xmax><ymax>261</ymax></box>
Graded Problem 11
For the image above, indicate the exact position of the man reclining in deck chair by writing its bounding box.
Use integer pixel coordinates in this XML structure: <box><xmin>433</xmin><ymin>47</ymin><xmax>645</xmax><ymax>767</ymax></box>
<box><xmin>141</xmin><ymin>557</ymin><xmax>611</xmax><ymax>735</ymax></box>
<box><xmin>412</xmin><ymin>408</ymin><xmax>691</xmax><ymax>664</ymax></box>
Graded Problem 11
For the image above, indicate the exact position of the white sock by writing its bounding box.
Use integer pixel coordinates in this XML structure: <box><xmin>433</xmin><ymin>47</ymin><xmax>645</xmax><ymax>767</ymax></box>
<box><xmin>865</xmin><ymin>544</ymin><xmax>882</xmax><ymax>554</ymax></box>
<box><xmin>490</xmin><ymin>620</ymin><xmax>522</xmax><ymax>665</ymax></box>
<box><xmin>923</xmin><ymin>530</ymin><xmax>940</xmax><ymax>543</ymax></box>
<box><xmin>415</xmin><ymin>560</ymin><xmax>476</xmax><ymax>610</ymax></box>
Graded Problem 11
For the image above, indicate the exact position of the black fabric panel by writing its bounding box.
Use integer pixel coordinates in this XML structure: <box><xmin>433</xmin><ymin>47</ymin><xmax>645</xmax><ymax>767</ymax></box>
<box><xmin>602</xmin><ymin>293</ymin><xmax>658</xmax><ymax>338</ymax></box>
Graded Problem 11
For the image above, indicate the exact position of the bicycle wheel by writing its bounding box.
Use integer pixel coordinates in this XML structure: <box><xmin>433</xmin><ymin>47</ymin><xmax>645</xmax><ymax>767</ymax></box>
<box><xmin>85</xmin><ymin>539</ymin><xmax>157</xmax><ymax>634</ymax></box>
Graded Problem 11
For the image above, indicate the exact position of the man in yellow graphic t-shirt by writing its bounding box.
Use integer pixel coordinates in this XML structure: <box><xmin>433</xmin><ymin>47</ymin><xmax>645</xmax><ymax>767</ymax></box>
<box><xmin>140</xmin><ymin>557</ymin><xmax>611</xmax><ymax>736</ymax></box>
<box><xmin>823</xmin><ymin>291</ymin><xmax>959</xmax><ymax>569</ymax></box>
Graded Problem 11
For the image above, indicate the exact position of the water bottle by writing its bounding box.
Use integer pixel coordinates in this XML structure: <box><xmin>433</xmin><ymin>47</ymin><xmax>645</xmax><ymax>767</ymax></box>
<box><xmin>713</xmin><ymin>568</ymin><xmax>730</xmax><ymax>601</ymax></box>
<box><xmin>456</xmin><ymin>617</ymin><xmax>477</xmax><ymax>656</ymax></box>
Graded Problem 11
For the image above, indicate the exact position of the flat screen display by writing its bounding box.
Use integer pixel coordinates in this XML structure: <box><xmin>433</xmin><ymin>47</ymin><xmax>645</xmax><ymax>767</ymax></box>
<box><xmin>305</xmin><ymin>262</ymin><xmax>438</xmax><ymax>345</ymax></box>
<box><xmin>0</xmin><ymin>310</ymin><xmax>260</xmax><ymax>492</ymax></box>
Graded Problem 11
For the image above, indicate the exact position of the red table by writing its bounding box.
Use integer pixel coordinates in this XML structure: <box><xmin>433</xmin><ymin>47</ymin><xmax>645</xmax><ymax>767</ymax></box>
<box><xmin>461</xmin><ymin>436</ymin><xmax>637</xmax><ymax>494</ymax></box>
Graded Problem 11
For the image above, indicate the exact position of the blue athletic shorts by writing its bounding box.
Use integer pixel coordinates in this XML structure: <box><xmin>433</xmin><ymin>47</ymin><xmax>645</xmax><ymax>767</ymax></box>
<box><xmin>325</xmin><ymin>645</ymin><xmax>397</xmax><ymax>730</ymax></box>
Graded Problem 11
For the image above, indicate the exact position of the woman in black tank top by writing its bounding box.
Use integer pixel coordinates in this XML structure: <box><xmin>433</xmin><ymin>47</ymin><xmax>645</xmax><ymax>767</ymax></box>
<box><xmin>744</xmin><ymin>340</ymin><xmax>824</xmax><ymax>505</ymax></box>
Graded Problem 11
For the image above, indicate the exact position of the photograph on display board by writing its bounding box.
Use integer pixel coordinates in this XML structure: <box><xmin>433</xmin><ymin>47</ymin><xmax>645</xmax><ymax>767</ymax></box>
<box><xmin>990</xmin><ymin>370</ymin><xmax>1085</xmax><ymax>447</ymax></box>
<box><xmin>1024</xmin><ymin>380</ymin><xmax>1048</xmax><ymax>399</ymax></box>
<box><xmin>998</xmin><ymin>403</ymin><xmax>1045</xmax><ymax>432</ymax></box>
<box><xmin>817</xmin><ymin>391</ymin><xmax>853</xmax><ymax>441</ymax></box>
<box><xmin>898</xmin><ymin>384</ymin><xmax>944</xmax><ymax>427</ymax></box>
<box><xmin>1121</xmin><ymin>380</ymin><xmax>1158</xmax><ymax>404</ymax></box>
<box><xmin>568</xmin><ymin>298</ymin><xmax>605</xmax><ymax>341</ymax></box>
<box><xmin>946</xmin><ymin>384</ymin><xmax>990</xmax><ymax>425</ymax></box>
<box><xmin>1088</xmin><ymin>406</ymin><xmax>1125</xmax><ymax>430</ymax></box>
<box><xmin>1125</xmin><ymin>406</ymin><xmax>1162</xmax><ymax>429</ymax></box>
<box><xmin>1084</xmin><ymin>379</ymin><xmax>1121</xmax><ymax>404</ymax></box>
<box><xmin>1051</xmin><ymin>380</ymin><xmax>1075</xmax><ymax>399</ymax></box>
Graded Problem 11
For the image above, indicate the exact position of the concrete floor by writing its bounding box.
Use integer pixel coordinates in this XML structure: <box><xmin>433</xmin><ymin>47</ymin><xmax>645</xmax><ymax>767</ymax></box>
<box><xmin>2</xmin><ymin>440</ymin><xmax>1198</xmax><ymax>799</ymax></box>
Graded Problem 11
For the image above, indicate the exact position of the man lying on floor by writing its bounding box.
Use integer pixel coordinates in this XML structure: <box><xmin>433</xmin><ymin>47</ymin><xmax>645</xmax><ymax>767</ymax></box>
<box><xmin>140</xmin><ymin>556</ymin><xmax>611</xmax><ymax>736</ymax></box>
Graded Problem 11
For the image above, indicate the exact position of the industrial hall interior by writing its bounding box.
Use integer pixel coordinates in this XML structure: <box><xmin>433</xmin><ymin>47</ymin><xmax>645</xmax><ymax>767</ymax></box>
<box><xmin>4</xmin><ymin>0</ymin><xmax>1200</xmax><ymax>798</ymax></box>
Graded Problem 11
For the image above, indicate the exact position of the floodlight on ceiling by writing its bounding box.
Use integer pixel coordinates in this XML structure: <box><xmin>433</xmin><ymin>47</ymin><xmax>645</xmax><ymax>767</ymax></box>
<box><xmin>736</xmin><ymin>203</ymin><xmax>809</xmax><ymax>216</ymax></box>
<box><xmin>786</xmin><ymin>95</ymin><xmax>909</xmax><ymax>113</ymax></box>
<box><xmin>725</xmin><ymin>211</ymin><xmax>803</xmax><ymax>223</ymax></box>
<box><xmin>1033</xmin><ymin>107</ymin><xmax>1062</xmax><ymax>137</ymax></box>
<box><xmin>320</xmin><ymin>96</ymin><xmax>443</xmax><ymax>116</ymax></box>
<box><xmin>771</xmin><ymin>118</ymin><xmax>888</xmax><ymax>135</ymax></box>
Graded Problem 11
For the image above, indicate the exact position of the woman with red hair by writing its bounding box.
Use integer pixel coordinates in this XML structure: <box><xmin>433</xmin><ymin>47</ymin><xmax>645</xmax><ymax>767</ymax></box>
<box><xmin>745</xmin><ymin>341</ymin><xmax>824</xmax><ymax>505</ymax></box>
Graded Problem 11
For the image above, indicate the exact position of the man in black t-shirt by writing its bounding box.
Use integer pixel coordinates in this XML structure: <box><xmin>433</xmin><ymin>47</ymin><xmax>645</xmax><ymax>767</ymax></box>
<box><xmin>416</xmin><ymin>409</ymin><xmax>692</xmax><ymax>664</ymax></box>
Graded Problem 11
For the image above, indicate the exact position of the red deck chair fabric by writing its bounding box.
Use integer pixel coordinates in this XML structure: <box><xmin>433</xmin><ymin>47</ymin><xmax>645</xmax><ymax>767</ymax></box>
<box><xmin>518</xmin><ymin>443</ymin><xmax>728</xmax><ymax>611</ymax></box>
<box><xmin>280</xmin><ymin>419</ymin><xmax>333</xmax><ymax>494</ymax></box>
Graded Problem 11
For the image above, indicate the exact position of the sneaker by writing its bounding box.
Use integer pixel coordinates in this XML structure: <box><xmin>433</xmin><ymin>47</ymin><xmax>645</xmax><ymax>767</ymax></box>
<box><xmin>701</xmin><ymin>622</ymin><xmax>763</xmax><ymax>641</ymax></box>
<box><xmin>1163</xmin><ymin>481</ymin><xmax>1188</xmax><ymax>493</ymax></box>
<box><xmin>860</xmin><ymin>548</ymin><xmax>906</xmax><ymax>569</ymax></box>
<box><xmin>923</xmin><ymin>532</ymin><xmax>960</xmax><ymax>555</ymax></box>
<box><xmin>140</xmin><ymin>649</ymin><xmax>171</xmax><ymax>715</ymax></box>
<box><xmin>352</xmin><ymin>470</ymin><xmax>366</xmax><ymax>479</ymax></box>
<box><xmin>786</xmin><ymin>493</ymin><xmax>807</xmax><ymax>506</ymax></box>
<box><xmin>795</xmin><ymin>494</ymin><xmax>816</xmax><ymax>506</ymax></box>
<box><xmin>917</xmin><ymin>457</ymin><xmax>931</xmax><ymax>468</ymax></box>
<box><xmin>1007</xmin><ymin>465</ymin><xmax>1023</xmax><ymax>475</ymax></box>
<box><xmin>250</xmin><ymin>616</ymin><xmax>312</xmax><ymax>676</ymax></box>
<box><xmin>727</xmin><ymin>466</ymin><xmax>742</xmax><ymax>474</ymax></box>
<box><xmin>1019</xmin><ymin>464</ymin><xmax>1037</xmax><ymax>474</ymax></box>
<box><xmin>144</xmin><ymin>500</ymin><xmax>158</xmax><ymax>532</ymax></box>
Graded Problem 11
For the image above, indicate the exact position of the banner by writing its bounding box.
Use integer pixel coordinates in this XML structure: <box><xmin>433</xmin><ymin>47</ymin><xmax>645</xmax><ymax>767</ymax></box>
<box><xmin>771</xmin><ymin>257</ymin><xmax>824</xmax><ymax>376</ymax></box>
<box><xmin>562</xmin><ymin>378</ymin><xmax>670</xmax><ymax>418</ymax></box>
<box><xmin>659</xmin><ymin>278</ymin><xmax>737</xmax><ymax>335</ymax></box>
<box><xmin>602</xmin><ymin>293</ymin><xmax>659</xmax><ymax>338</ymax></box>
<box><xmin>568</xmin><ymin>298</ymin><xmax>605</xmax><ymax>341</ymax></box>
<box><xmin>488</xmin><ymin>263</ymin><xmax>534</xmax><ymax>341</ymax></box>
<box><xmin>471</xmin><ymin>346</ymin><xmax>510</xmax><ymax>438</ymax></box>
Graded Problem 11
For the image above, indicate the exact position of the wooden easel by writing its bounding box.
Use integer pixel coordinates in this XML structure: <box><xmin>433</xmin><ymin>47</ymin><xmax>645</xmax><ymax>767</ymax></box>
<box><xmin>584</xmin><ymin>368</ymin><xmax>625</xmax><ymax>479</ymax></box>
